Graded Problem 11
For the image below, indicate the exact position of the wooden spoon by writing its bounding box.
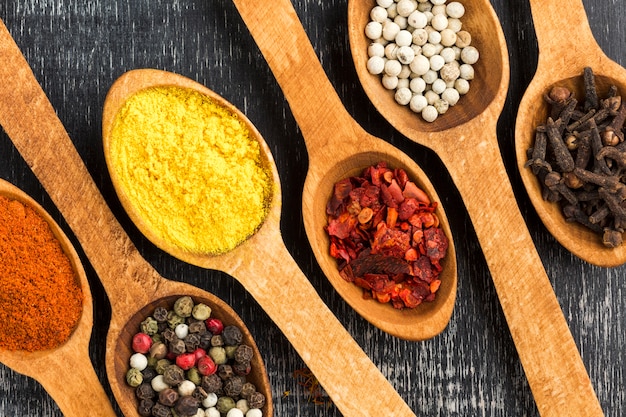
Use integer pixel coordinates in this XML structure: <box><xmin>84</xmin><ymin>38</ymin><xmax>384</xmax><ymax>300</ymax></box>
<box><xmin>230</xmin><ymin>1</ymin><xmax>457</xmax><ymax>343</ymax></box>
<box><xmin>348</xmin><ymin>0</ymin><xmax>604</xmax><ymax>416</ymax></box>
<box><xmin>0</xmin><ymin>21</ymin><xmax>271</xmax><ymax>417</ymax></box>
<box><xmin>0</xmin><ymin>179</ymin><xmax>117</xmax><ymax>417</ymax></box>
<box><xmin>0</xmin><ymin>21</ymin><xmax>417</xmax><ymax>417</ymax></box>
<box><xmin>515</xmin><ymin>0</ymin><xmax>626</xmax><ymax>267</ymax></box>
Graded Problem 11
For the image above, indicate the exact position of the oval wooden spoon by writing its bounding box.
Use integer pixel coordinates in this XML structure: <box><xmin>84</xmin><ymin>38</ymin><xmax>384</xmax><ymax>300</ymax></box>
<box><xmin>348</xmin><ymin>0</ymin><xmax>603</xmax><ymax>416</ymax></box>
<box><xmin>0</xmin><ymin>22</ymin><xmax>272</xmax><ymax>417</ymax></box>
<box><xmin>0</xmin><ymin>21</ymin><xmax>419</xmax><ymax>416</ymax></box>
<box><xmin>515</xmin><ymin>0</ymin><xmax>626</xmax><ymax>267</ymax></box>
<box><xmin>0</xmin><ymin>178</ymin><xmax>116</xmax><ymax>417</ymax></box>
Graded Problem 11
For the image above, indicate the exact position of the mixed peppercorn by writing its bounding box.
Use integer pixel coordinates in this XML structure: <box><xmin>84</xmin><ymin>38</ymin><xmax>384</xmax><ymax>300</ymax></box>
<box><xmin>526</xmin><ymin>67</ymin><xmax>626</xmax><ymax>248</ymax></box>
<box><xmin>125</xmin><ymin>296</ymin><xmax>265</xmax><ymax>417</ymax></box>
<box><xmin>326</xmin><ymin>162</ymin><xmax>448</xmax><ymax>309</ymax></box>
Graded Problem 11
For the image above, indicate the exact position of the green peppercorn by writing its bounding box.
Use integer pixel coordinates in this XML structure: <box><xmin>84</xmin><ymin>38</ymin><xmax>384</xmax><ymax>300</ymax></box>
<box><xmin>152</xmin><ymin>333</ymin><xmax>163</xmax><ymax>344</ymax></box>
<box><xmin>167</xmin><ymin>310</ymin><xmax>185</xmax><ymax>329</ymax></box>
<box><xmin>247</xmin><ymin>391</ymin><xmax>266</xmax><ymax>409</ymax></box>
<box><xmin>163</xmin><ymin>364</ymin><xmax>185</xmax><ymax>386</ymax></box>
<box><xmin>126</xmin><ymin>368</ymin><xmax>143</xmax><ymax>387</ymax></box>
<box><xmin>192</xmin><ymin>303</ymin><xmax>211</xmax><ymax>321</ymax></box>
<box><xmin>186</xmin><ymin>367</ymin><xmax>202</xmax><ymax>386</ymax></box>
<box><xmin>175</xmin><ymin>395</ymin><xmax>200</xmax><ymax>416</ymax></box>
<box><xmin>209</xmin><ymin>346</ymin><xmax>227</xmax><ymax>365</ymax></box>
<box><xmin>155</xmin><ymin>358</ymin><xmax>171</xmax><ymax>375</ymax></box>
<box><xmin>224</xmin><ymin>345</ymin><xmax>238</xmax><ymax>359</ymax></box>
<box><xmin>222</xmin><ymin>325</ymin><xmax>243</xmax><ymax>346</ymax></box>
<box><xmin>216</xmin><ymin>396</ymin><xmax>236</xmax><ymax>414</ymax></box>
<box><xmin>140</xmin><ymin>316</ymin><xmax>159</xmax><ymax>335</ymax></box>
<box><xmin>174</xmin><ymin>296</ymin><xmax>194</xmax><ymax>318</ymax></box>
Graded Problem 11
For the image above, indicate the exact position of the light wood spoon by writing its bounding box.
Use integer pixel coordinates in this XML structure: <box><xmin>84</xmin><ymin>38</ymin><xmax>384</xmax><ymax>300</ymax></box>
<box><xmin>515</xmin><ymin>0</ymin><xmax>626</xmax><ymax>267</ymax></box>
<box><xmin>0</xmin><ymin>179</ymin><xmax>117</xmax><ymax>417</ymax></box>
<box><xmin>0</xmin><ymin>21</ymin><xmax>271</xmax><ymax>417</ymax></box>
<box><xmin>0</xmin><ymin>20</ymin><xmax>420</xmax><ymax>417</ymax></box>
<box><xmin>230</xmin><ymin>0</ymin><xmax>457</xmax><ymax>342</ymax></box>
<box><xmin>348</xmin><ymin>0</ymin><xmax>604</xmax><ymax>415</ymax></box>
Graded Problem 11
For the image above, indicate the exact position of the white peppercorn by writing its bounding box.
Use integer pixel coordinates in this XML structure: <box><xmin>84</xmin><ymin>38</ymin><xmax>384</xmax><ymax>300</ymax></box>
<box><xmin>427</xmin><ymin>30</ymin><xmax>441</xmax><ymax>45</ymax></box>
<box><xmin>384</xmin><ymin>43</ymin><xmax>399</xmax><ymax>60</ymax></box>
<box><xmin>410</xmin><ymin>77</ymin><xmax>426</xmax><ymax>94</ymax></box>
<box><xmin>396</xmin><ymin>0</ymin><xmax>417</xmax><ymax>17</ymax></box>
<box><xmin>459</xmin><ymin>63</ymin><xmax>475</xmax><ymax>80</ymax></box>
<box><xmin>454</xmin><ymin>78</ymin><xmax>470</xmax><ymax>95</ymax></box>
<box><xmin>431</xmin><ymin>78</ymin><xmax>447</xmax><ymax>95</ymax></box>
<box><xmin>412</xmin><ymin>28</ymin><xmax>429</xmax><ymax>45</ymax></box>
<box><xmin>395</xmin><ymin>30</ymin><xmax>413</xmax><ymax>47</ymax></box>
<box><xmin>178</xmin><ymin>380</ymin><xmax>197</xmax><ymax>397</ymax></box>
<box><xmin>236</xmin><ymin>399</ymin><xmax>250</xmax><ymax>414</ymax></box>
<box><xmin>410</xmin><ymin>94</ymin><xmax>428</xmax><ymax>113</ymax></box>
<box><xmin>421</xmin><ymin>42</ymin><xmax>437</xmax><ymax>57</ymax></box>
<box><xmin>440</xmin><ymin>47</ymin><xmax>456</xmax><ymax>63</ymax></box>
<box><xmin>370</xmin><ymin>6</ymin><xmax>388</xmax><ymax>22</ymax></box>
<box><xmin>203</xmin><ymin>392</ymin><xmax>219</xmax><ymax>408</ymax></box>
<box><xmin>395</xmin><ymin>87</ymin><xmax>413</xmax><ymax>105</ymax></box>
<box><xmin>442</xmin><ymin>87</ymin><xmax>460</xmax><ymax>106</ymax></box>
<box><xmin>394</xmin><ymin>15</ymin><xmax>408</xmax><ymax>29</ymax></box>
<box><xmin>431</xmin><ymin>13</ymin><xmax>448</xmax><ymax>31</ymax></box>
<box><xmin>382</xmin><ymin>21</ymin><xmax>401</xmax><ymax>41</ymax></box>
<box><xmin>367</xmin><ymin>56</ymin><xmax>385</xmax><ymax>75</ymax></box>
<box><xmin>446</xmin><ymin>2</ymin><xmax>466</xmax><ymax>19</ymax></box>
<box><xmin>455</xmin><ymin>31</ymin><xmax>471</xmax><ymax>48</ymax></box>
<box><xmin>407</xmin><ymin>10</ymin><xmax>427</xmax><ymax>29</ymax></box>
<box><xmin>440</xmin><ymin>62</ymin><xmax>460</xmax><ymax>82</ymax></box>
<box><xmin>429</xmin><ymin>54</ymin><xmax>445</xmax><ymax>72</ymax></box>
<box><xmin>397</xmin><ymin>45</ymin><xmax>415</xmax><ymax>64</ymax></box>
<box><xmin>150</xmin><ymin>375</ymin><xmax>170</xmax><ymax>393</ymax></box>
<box><xmin>368</xmin><ymin>42</ymin><xmax>385</xmax><ymax>58</ymax></box>
<box><xmin>422</xmin><ymin>69</ymin><xmax>438</xmax><ymax>84</ymax></box>
<box><xmin>382</xmin><ymin>74</ymin><xmax>399</xmax><ymax>89</ymax></box>
<box><xmin>385</xmin><ymin>59</ymin><xmax>402</xmax><ymax>77</ymax></box>
<box><xmin>387</xmin><ymin>2</ymin><xmax>398</xmax><ymax>18</ymax></box>
<box><xmin>424</xmin><ymin>89</ymin><xmax>440</xmax><ymax>105</ymax></box>
<box><xmin>206</xmin><ymin>407</ymin><xmax>220</xmax><ymax>417</ymax></box>
<box><xmin>175</xmin><ymin>323</ymin><xmax>189</xmax><ymax>339</ymax></box>
<box><xmin>447</xmin><ymin>18</ymin><xmax>462</xmax><ymax>33</ymax></box>
<box><xmin>376</xmin><ymin>0</ymin><xmax>393</xmax><ymax>7</ymax></box>
<box><xmin>431</xmin><ymin>0</ymin><xmax>446</xmax><ymax>5</ymax></box>
<box><xmin>434</xmin><ymin>98</ymin><xmax>449</xmax><ymax>114</ymax></box>
<box><xmin>417</xmin><ymin>2</ymin><xmax>432</xmax><ymax>12</ymax></box>
<box><xmin>398</xmin><ymin>65</ymin><xmax>412</xmax><ymax>79</ymax></box>
<box><xmin>422</xmin><ymin>105</ymin><xmax>439</xmax><ymax>122</ymax></box>
<box><xmin>397</xmin><ymin>78</ymin><xmax>410</xmax><ymax>89</ymax></box>
<box><xmin>440</xmin><ymin>29</ymin><xmax>457</xmax><ymax>47</ymax></box>
<box><xmin>130</xmin><ymin>353</ymin><xmax>149</xmax><ymax>371</ymax></box>
<box><xmin>365</xmin><ymin>21</ymin><xmax>383</xmax><ymax>40</ymax></box>
<box><xmin>227</xmin><ymin>408</ymin><xmax>244</xmax><ymax>417</ymax></box>
<box><xmin>461</xmin><ymin>46</ymin><xmax>479</xmax><ymax>65</ymax></box>
<box><xmin>409</xmin><ymin>54</ymin><xmax>430</xmax><ymax>75</ymax></box>
<box><xmin>246</xmin><ymin>409</ymin><xmax>262</xmax><ymax>417</ymax></box>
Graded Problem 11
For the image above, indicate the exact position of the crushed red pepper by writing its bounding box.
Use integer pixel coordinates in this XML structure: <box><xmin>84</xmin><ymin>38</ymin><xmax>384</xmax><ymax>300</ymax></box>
<box><xmin>325</xmin><ymin>162</ymin><xmax>448</xmax><ymax>309</ymax></box>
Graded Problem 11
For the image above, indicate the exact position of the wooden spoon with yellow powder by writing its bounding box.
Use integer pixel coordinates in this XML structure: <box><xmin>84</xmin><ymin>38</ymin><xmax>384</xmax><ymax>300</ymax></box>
<box><xmin>102</xmin><ymin>68</ymin><xmax>442</xmax><ymax>416</ymax></box>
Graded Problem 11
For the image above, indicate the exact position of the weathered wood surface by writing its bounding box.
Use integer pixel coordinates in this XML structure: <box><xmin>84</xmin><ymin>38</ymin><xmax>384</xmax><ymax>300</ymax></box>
<box><xmin>0</xmin><ymin>0</ymin><xmax>624</xmax><ymax>416</ymax></box>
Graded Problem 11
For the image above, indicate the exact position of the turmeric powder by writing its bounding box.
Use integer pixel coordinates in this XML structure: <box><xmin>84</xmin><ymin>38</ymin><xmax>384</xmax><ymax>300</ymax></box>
<box><xmin>108</xmin><ymin>86</ymin><xmax>273</xmax><ymax>255</ymax></box>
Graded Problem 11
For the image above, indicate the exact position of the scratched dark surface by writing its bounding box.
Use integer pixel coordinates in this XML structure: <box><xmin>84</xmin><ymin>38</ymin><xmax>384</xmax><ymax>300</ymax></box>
<box><xmin>0</xmin><ymin>0</ymin><xmax>625</xmax><ymax>416</ymax></box>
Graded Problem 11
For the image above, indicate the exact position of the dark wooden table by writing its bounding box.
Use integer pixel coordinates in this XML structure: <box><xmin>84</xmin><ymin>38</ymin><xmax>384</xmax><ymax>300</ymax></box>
<box><xmin>1</xmin><ymin>1</ymin><xmax>624</xmax><ymax>416</ymax></box>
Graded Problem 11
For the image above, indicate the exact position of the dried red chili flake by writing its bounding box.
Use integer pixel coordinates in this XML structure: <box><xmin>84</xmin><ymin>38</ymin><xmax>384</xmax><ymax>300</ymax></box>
<box><xmin>325</xmin><ymin>162</ymin><xmax>448</xmax><ymax>309</ymax></box>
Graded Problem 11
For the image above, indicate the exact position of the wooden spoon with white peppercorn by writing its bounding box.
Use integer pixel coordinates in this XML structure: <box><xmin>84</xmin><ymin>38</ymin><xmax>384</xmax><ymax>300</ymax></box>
<box><xmin>0</xmin><ymin>178</ymin><xmax>117</xmax><ymax>417</ymax></box>
<box><xmin>0</xmin><ymin>19</ymin><xmax>272</xmax><ymax>417</ymax></box>
<box><xmin>515</xmin><ymin>0</ymin><xmax>626</xmax><ymax>267</ymax></box>
<box><xmin>348</xmin><ymin>0</ymin><xmax>603</xmax><ymax>416</ymax></box>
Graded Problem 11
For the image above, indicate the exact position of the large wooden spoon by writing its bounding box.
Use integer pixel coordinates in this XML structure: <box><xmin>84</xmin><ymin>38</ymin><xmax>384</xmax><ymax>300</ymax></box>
<box><xmin>515</xmin><ymin>0</ymin><xmax>626</xmax><ymax>267</ymax></box>
<box><xmin>348</xmin><ymin>0</ymin><xmax>603</xmax><ymax>416</ymax></box>
<box><xmin>0</xmin><ymin>20</ymin><xmax>418</xmax><ymax>417</ymax></box>
<box><xmin>0</xmin><ymin>21</ymin><xmax>272</xmax><ymax>417</ymax></box>
<box><xmin>0</xmin><ymin>179</ymin><xmax>117</xmax><ymax>417</ymax></box>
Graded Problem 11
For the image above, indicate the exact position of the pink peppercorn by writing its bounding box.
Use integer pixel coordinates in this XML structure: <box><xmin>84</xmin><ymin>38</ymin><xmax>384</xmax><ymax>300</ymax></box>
<box><xmin>176</xmin><ymin>353</ymin><xmax>196</xmax><ymax>370</ymax></box>
<box><xmin>197</xmin><ymin>355</ymin><xmax>217</xmax><ymax>376</ymax></box>
<box><xmin>132</xmin><ymin>333</ymin><xmax>152</xmax><ymax>354</ymax></box>
<box><xmin>193</xmin><ymin>348</ymin><xmax>206</xmax><ymax>362</ymax></box>
<box><xmin>206</xmin><ymin>318</ymin><xmax>223</xmax><ymax>335</ymax></box>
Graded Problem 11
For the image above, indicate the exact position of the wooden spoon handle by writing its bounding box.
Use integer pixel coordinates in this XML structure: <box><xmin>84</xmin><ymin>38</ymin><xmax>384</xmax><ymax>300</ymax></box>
<box><xmin>0</xmin><ymin>19</ymin><xmax>160</xmax><ymax>318</ymax></box>
<box><xmin>236</xmin><ymin>236</ymin><xmax>416</xmax><ymax>417</ymax></box>
<box><xmin>528</xmin><ymin>0</ymin><xmax>600</xmax><ymax>65</ymax></box>
<box><xmin>442</xmin><ymin>128</ymin><xmax>603</xmax><ymax>416</ymax></box>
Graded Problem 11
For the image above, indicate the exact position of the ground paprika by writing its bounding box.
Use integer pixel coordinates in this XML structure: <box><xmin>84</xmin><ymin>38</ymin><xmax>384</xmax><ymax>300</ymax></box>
<box><xmin>0</xmin><ymin>195</ymin><xmax>83</xmax><ymax>351</ymax></box>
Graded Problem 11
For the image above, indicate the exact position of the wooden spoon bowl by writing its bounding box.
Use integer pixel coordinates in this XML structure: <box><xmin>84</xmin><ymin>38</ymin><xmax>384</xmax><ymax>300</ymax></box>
<box><xmin>348</xmin><ymin>0</ymin><xmax>604</xmax><ymax>415</ymax></box>
<box><xmin>515</xmin><ymin>0</ymin><xmax>626</xmax><ymax>267</ymax></box>
<box><xmin>231</xmin><ymin>0</ymin><xmax>457</xmax><ymax>343</ymax></box>
<box><xmin>0</xmin><ymin>179</ymin><xmax>116</xmax><ymax>417</ymax></box>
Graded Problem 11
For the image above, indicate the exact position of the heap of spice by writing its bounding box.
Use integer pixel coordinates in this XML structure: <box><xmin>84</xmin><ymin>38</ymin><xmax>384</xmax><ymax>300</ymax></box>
<box><xmin>125</xmin><ymin>296</ymin><xmax>266</xmax><ymax>417</ymax></box>
<box><xmin>0</xmin><ymin>195</ymin><xmax>83</xmax><ymax>351</ymax></box>
<box><xmin>325</xmin><ymin>162</ymin><xmax>448</xmax><ymax>309</ymax></box>
<box><xmin>525</xmin><ymin>67</ymin><xmax>626</xmax><ymax>248</ymax></box>
<box><xmin>108</xmin><ymin>86</ymin><xmax>273</xmax><ymax>255</ymax></box>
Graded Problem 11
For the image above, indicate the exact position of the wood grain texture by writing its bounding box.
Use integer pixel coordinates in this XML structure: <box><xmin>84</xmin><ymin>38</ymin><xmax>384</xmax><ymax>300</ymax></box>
<box><xmin>0</xmin><ymin>0</ymin><xmax>624</xmax><ymax>416</ymax></box>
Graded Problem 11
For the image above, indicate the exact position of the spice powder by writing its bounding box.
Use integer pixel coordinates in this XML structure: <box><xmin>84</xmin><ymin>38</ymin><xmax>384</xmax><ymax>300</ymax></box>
<box><xmin>0</xmin><ymin>195</ymin><xmax>83</xmax><ymax>351</ymax></box>
<box><xmin>108</xmin><ymin>86</ymin><xmax>273</xmax><ymax>255</ymax></box>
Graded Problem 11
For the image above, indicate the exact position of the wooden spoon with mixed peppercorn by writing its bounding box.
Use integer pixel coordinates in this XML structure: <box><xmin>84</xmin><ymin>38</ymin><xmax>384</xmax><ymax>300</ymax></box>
<box><xmin>0</xmin><ymin>179</ymin><xmax>117</xmax><ymax>417</ymax></box>
<box><xmin>0</xmin><ymin>20</ymin><xmax>272</xmax><ymax>417</ymax></box>
<box><xmin>349</xmin><ymin>0</ymin><xmax>604</xmax><ymax>416</ymax></box>
<box><xmin>515</xmin><ymin>0</ymin><xmax>626</xmax><ymax>267</ymax></box>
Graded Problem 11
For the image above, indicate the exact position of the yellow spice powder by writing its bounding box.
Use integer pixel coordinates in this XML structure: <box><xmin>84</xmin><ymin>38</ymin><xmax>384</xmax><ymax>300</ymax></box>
<box><xmin>109</xmin><ymin>86</ymin><xmax>273</xmax><ymax>255</ymax></box>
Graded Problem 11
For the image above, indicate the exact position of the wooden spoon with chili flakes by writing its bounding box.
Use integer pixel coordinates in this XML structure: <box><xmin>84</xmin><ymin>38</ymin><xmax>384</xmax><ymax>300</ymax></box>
<box><xmin>0</xmin><ymin>20</ymin><xmax>272</xmax><ymax>417</ymax></box>
<box><xmin>348</xmin><ymin>0</ymin><xmax>603</xmax><ymax>416</ymax></box>
<box><xmin>515</xmin><ymin>0</ymin><xmax>626</xmax><ymax>267</ymax></box>
<box><xmin>0</xmin><ymin>179</ymin><xmax>117</xmax><ymax>417</ymax></box>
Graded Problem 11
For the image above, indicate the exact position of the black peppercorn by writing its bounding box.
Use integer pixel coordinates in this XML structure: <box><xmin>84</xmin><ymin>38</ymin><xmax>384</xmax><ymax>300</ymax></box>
<box><xmin>169</xmin><ymin>338</ymin><xmax>186</xmax><ymax>355</ymax></box>
<box><xmin>151</xmin><ymin>403</ymin><xmax>172</xmax><ymax>417</ymax></box>
<box><xmin>153</xmin><ymin>307</ymin><xmax>169</xmax><ymax>322</ymax></box>
<box><xmin>201</xmin><ymin>374</ymin><xmax>223</xmax><ymax>393</ymax></box>
<box><xmin>218</xmin><ymin>364</ymin><xmax>234</xmax><ymax>380</ymax></box>
<box><xmin>158</xmin><ymin>388</ymin><xmax>179</xmax><ymax>407</ymax></box>
<box><xmin>234</xmin><ymin>344</ymin><xmax>253</xmax><ymax>364</ymax></box>
<box><xmin>163</xmin><ymin>364</ymin><xmax>185</xmax><ymax>386</ymax></box>
<box><xmin>161</xmin><ymin>328</ymin><xmax>177</xmax><ymax>343</ymax></box>
<box><xmin>141</xmin><ymin>367</ymin><xmax>158</xmax><ymax>384</ymax></box>
<box><xmin>137</xmin><ymin>399</ymin><xmax>154</xmax><ymax>417</ymax></box>
<box><xmin>210</xmin><ymin>334</ymin><xmax>224</xmax><ymax>347</ymax></box>
<box><xmin>184</xmin><ymin>333</ymin><xmax>201</xmax><ymax>352</ymax></box>
<box><xmin>240</xmin><ymin>382</ymin><xmax>256</xmax><ymax>400</ymax></box>
<box><xmin>199</xmin><ymin>332</ymin><xmax>212</xmax><ymax>350</ymax></box>
<box><xmin>188</xmin><ymin>320</ymin><xmax>206</xmax><ymax>334</ymax></box>
<box><xmin>222</xmin><ymin>325</ymin><xmax>243</xmax><ymax>345</ymax></box>
<box><xmin>223</xmin><ymin>375</ymin><xmax>244</xmax><ymax>397</ymax></box>
<box><xmin>174</xmin><ymin>395</ymin><xmax>199</xmax><ymax>416</ymax></box>
<box><xmin>233</xmin><ymin>361</ymin><xmax>251</xmax><ymax>376</ymax></box>
<box><xmin>248</xmin><ymin>391</ymin><xmax>266</xmax><ymax>409</ymax></box>
<box><xmin>135</xmin><ymin>382</ymin><xmax>155</xmax><ymax>400</ymax></box>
